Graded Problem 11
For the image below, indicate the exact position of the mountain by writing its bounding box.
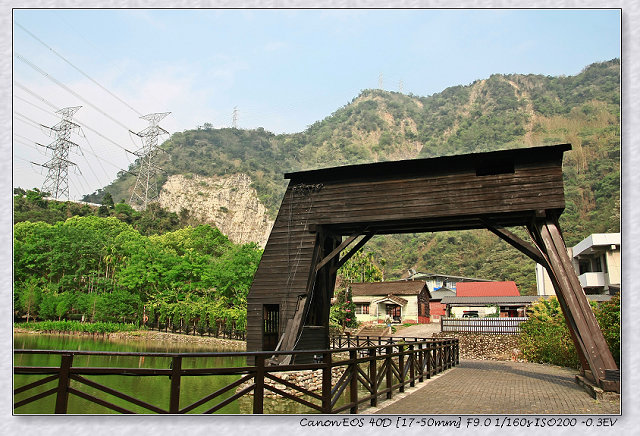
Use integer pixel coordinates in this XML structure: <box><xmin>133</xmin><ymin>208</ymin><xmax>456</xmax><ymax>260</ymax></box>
<box><xmin>85</xmin><ymin>59</ymin><xmax>620</xmax><ymax>294</ymax></box>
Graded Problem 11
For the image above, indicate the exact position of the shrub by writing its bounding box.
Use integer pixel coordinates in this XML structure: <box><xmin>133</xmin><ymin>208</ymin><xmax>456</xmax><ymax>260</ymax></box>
<box><xmin>519</xmin><ymin>296</ymin><xmax>620</xmax><ymax>368</ymax></box>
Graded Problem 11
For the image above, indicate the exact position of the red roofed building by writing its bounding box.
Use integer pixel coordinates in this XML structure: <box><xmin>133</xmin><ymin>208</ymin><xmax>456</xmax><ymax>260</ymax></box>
<box><xmin>447</xmin><ymin>281</ymin><xmax>523</xmax><ymax>317</ymax></box>
<box><xmin>456</xmin><ymin>281</ymin><xmax>520</xmax><ymax>297</ymax></box>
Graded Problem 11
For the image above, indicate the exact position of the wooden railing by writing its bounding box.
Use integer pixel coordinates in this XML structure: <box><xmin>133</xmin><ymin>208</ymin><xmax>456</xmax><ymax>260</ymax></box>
<box><xmin>14</xmin><ymin>338</ymin><xmax>458</xmax><ymax>414</ymax></box>
<box><xmin>441</xmin><ymin>317</ymin><xmax>529</xmax><ymax>334</ymax></box>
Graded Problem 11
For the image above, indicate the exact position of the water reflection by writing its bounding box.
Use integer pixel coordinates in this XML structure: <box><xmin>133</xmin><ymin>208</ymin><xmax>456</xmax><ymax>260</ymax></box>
<box><xmin>14</xmin><ymin>333</ymin><xmax>318</xmax><ymax>414</ymax></box>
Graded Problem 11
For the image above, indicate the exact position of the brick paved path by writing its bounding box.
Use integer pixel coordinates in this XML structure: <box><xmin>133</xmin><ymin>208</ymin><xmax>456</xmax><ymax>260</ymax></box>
<box><xmin>372</xmin><ymin>359</ymin><xmax>620</xmax><ymax>415</ymax></box>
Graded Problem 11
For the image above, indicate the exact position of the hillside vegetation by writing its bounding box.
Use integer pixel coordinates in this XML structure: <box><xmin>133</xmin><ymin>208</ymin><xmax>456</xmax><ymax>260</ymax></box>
<box><xmin>80</xmin><ymin>58</ymin><xmax>619</xmax><ymax>294</ymax></box>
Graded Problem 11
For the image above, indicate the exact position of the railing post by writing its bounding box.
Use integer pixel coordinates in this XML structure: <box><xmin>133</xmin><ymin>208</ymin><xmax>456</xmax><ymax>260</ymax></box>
<box><xmin>369</xmin><ymin>347</ymin><xmax>378</xmax><ymax>407</ymax></box>
<box><xmin>417</xmin><ymin>343</ymin><xmax>424</xmax><ymax>382</ymax></box>
<box><xmin>322</xmin><ymin>351</ymin><xmax>332</xmax><ymax>413</ymax></box>
<box><xmin>169</xmin><ymin>356</ymin><xmax>182</xmax><ymax>414</ymax></box>
<box><xmin>54</xmin><ymin>354</ymin><xmax>73</xmax><ymax>414</ymax></box>
<box><xmin>427</xmin><ymin>343</ymin><xmax>432</xmax><ymax>378</ymax></box>
<box><xmin>253</xmin><ymin>354</ymin><xmax>265</xmax><ymax>414</ymax></box>
<box><xmin>409</xmin><ymin>344</ymin><xmax>415</xmax><ymax>387</ymax></box>
<box><xmin>398</xmin><ymin>344</ymin><xmax>405</xmax><ymax>393</ymax></box>
<box><xmin>349</xmin><ymin>349</ymin><xmax>358</xmax><ymax>414</ymax></box>
<box><xmin>385</xmin><ymin>345</ymin><xmax>393</xmax><ymax>399</ymax></box>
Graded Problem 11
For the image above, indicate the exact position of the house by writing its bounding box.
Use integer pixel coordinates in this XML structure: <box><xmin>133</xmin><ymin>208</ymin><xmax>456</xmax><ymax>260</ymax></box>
<box><xmin>350</xmin><ymin>280</ymin><xmax>431</xmax><ymax>324</ymax></box>
<box><xmin>428</xmin><ymin>287</ymin><xmax>456</xmax><ymax>323</ymax></box>
<box><xmin>443</xmin><ymin>281</ymin><xmax>522</xmax><ymax>317</ymax></box>
<box><xmin>404</xmin><ymin>270</ymin><xmax>490</xmax><ymax>294</ymax></box>
<box><xmin>536</xmin><ymin>233</ymin><xmax>621</xmax><ymax>296</ymax></box>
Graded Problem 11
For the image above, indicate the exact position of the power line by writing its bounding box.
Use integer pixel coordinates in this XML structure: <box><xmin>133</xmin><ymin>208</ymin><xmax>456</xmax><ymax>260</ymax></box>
<box><xmin>15</xmin><ymin>21</ymin><xmax>144</xmax><ymax>117</ymax></box>
<box><xmin>14</xmin><ymin>52</ymin><xmax>137</xmax><ymax>133</ymax></box>
<box><xmin>14</xmin><ymin>84</ymin><xmax>138</xmax><ymax>157</ymax></box>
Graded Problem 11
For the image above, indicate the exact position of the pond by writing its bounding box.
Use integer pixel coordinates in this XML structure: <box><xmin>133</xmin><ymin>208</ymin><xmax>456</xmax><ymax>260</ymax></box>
<box><xmin>13</xmin><ymin>333</ymin><xmax>324</xmax><ymax>414</ymax></box>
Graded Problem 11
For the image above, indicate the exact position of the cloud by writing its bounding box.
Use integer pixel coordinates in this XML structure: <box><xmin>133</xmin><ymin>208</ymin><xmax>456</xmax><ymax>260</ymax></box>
<box><xmin>264</xmin><ymin>41</ymin><xmax>287</xmax><ymax>53</ymax></box>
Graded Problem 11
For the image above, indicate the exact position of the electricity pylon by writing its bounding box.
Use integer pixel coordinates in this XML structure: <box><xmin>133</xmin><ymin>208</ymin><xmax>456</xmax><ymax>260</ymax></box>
<box><xmin>40</xmin><ymin>106</ymin><xmax>82</xmax><ymax>200</ymax></box>
<box><xmin>129</xmin><ymin>112</ymin><xmax>170</xmax><ymax>210</ymax></box>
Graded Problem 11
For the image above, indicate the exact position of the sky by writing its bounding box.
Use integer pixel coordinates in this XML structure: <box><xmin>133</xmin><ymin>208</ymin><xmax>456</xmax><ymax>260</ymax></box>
<box><xmin>10</xmin><ymin>8</ymin><xmax>621</xmax><ymax>201</ymax></box>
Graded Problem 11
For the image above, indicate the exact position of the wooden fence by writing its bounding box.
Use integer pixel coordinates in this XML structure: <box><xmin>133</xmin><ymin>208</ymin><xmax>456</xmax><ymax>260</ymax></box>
<box><xmin>14</xmin><ymin>337</ymin><xmax>458</xmax><ymax>414</ymax></box>
<box><xmin>440</xmin><ymin>317</ymin><xmax>529</xmax><ymax>335</ymax></box>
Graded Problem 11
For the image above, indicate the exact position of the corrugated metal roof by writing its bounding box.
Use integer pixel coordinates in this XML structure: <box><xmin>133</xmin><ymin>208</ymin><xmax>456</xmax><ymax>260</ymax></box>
<box><xmin>351</xmin><ymin>280</ymin><xmax>428</xmax><ymax>296</ymax></box>
<box><xmin>456</xmin><ymin>281</ymin><xmax>520</xmax><ymax>297</ymax></box>
<box><xmin>430</xmin><ymin>288</ymin><xmax>457</xmax><ymax>300</ymax></box>
<box><xmin>440</xmin><ymin>296</ymin><xmax>539</xmax><ymax>305</ymax></box>
<box><xmin>440</xmin><ymin>295</ymin><xmax>613</xmax><ymax>305</ymax></box>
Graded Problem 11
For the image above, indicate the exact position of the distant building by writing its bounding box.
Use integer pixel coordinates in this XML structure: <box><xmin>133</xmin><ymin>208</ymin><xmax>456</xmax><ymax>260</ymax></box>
<box><xmin>444</xmin><ymin>281</ymin><xmax>523</xmax><ymax>317</ymax></box>
<box><xmin>404</xmin><ymin>270</ymin><xmax>490</xmax><ymax>294</ymax></box>
<box><xmin>429</xmin><ymin>287</ymin><xmax>456</xmax><ymax>322</ymax></box>
<box><xmin>536</xmin><ymin>233</ymin><xmax>620</xmax><ymax>296</ymax></box>
<box><xmin>350</xmin><ymin>280</ymin><xmax>431</xmax><ymax>324</ymax></box>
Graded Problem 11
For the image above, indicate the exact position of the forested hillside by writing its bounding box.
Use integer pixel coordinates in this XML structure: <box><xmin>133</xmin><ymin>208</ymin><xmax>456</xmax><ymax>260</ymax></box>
<box><xmin>78</xmin><ymin>58</ymin><xmax>620</xmax><ymax>294</ymax></box>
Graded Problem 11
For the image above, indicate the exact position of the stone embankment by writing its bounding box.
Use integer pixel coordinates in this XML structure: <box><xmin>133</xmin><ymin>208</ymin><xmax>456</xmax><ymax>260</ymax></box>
<box><xmin>14</xmin><ymin>328</ymin><xmax>246</xmax><ymax>351</ymax></box>
<box><xmin>110</xmin><ymin>330</ymin><xmax>247</xmax><ymax>350</ymax></box>
<box><xmin>432</xmin><ymin>332</ymin><xmax>522</xmax><ymax>361</ymax></box>
<box><xmin>237</xmin><ymin>366</ymin><xmax>347</xmax><ymax>398</ymax></box>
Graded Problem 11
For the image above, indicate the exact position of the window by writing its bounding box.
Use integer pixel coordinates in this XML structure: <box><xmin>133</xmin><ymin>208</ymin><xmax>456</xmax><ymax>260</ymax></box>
<box><xmin>355</xmin><ymin>303</ymin><xmax>370</xmax><ymax>314</ymax></box>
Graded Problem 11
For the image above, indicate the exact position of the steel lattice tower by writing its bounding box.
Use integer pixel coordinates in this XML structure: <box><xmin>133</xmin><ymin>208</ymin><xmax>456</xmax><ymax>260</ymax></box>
<box><xmin>41</xmin><ymin>106</ymin><xmax>82</xmax><ymax>200</ymax></box>
<box><xmin>129</xmin><ymin>112</ymin><xmax>170</xmax><ymax>209</ymax></box>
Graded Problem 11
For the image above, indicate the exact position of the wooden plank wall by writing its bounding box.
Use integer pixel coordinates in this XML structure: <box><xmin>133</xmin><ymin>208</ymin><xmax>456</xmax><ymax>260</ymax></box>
<box><xmin>247</xmin><ymin>148</ymin><xmax>568</xmax><ymax>353</ymax></box>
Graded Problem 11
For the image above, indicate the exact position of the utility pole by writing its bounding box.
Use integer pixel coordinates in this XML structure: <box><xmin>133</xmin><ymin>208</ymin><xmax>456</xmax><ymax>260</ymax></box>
<box><xmin>129</xmin><ymin>112</ymin><xmax>170</xmax><ymax>210</ymax></box>
<box><xmin>232</xmin><ymin>106</ymin><xmax>238</xmax><ymax>129</ymax></box>
<box><xmin>40</xmin><ymin>106</ymin><xmax>82</xmax><ymax>200</ymax></box>
<box><xmin>399</xmin><ymin>80</ymin><xmax>404</xmax><ymax>93</ymax></box>
<box><xmin>378</xmin><ymin>73</ymin><xmax>383</xmax><ymax>89</ymax></box>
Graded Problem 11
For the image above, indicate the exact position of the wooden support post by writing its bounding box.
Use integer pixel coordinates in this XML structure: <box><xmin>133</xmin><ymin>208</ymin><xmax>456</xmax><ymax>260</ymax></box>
<box><xmin>253</xmin><ymin>355</ymin><xmax>265</xmax><ymax>414</ymax></box>
<box><xmin>54</xmin><ymin>354</ymin><xmax>73</xmax><ymax>414</ymax></box>
<box><xmin>530</xmin><ymin>217</ymin><xmax>618</xmax><ymax>390</ymax></box>
<box><xmin>418</xmin><ymin>343</ymin><xmax>424</xmax><ymax>382</ymax></box>
<box><xmin>169</xmin><ymin>356</ymin><xmax>182</xmax><ymax>414</ymax></box>
<box><xmin>322</xmin><ymin>351</ymin><xmax>332</xmax><ymax>413</ymax></box>
<box><xmin>385</xmin><ymin>345</ymin><xmax>393</xmax><ymax>399</ymax></box>
<box><xmin>398</xmin><ymin>344</ymin><xmax>405</xmax><ymax>393</ymax></box>
<box><xmin>409</xmin><ymin>344</ymin><xmax>416</xmax><ymax>387</ymax></box>
<box><xmin>369</xmin><ymin>348</ymin><xmax>378</xmax><ymax>407</ymax></box>
<box><xmin>349</xmin><ymin>349</ymin><xmax>358</xmax><ymax>414</ymax></box>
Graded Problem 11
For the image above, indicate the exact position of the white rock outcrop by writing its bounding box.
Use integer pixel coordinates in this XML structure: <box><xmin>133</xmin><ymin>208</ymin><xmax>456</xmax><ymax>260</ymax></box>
<box><xmin>159</xmin><ymin>173</ymin><xmax>274</xmax><ymax>248</ymax></box>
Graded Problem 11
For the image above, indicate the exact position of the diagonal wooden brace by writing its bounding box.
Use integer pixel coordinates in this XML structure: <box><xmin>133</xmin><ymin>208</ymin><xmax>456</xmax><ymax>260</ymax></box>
<box><xmin>529</xmin><ymin>217</ymin><xmax>618</xmax><ymax>391</ymax></box>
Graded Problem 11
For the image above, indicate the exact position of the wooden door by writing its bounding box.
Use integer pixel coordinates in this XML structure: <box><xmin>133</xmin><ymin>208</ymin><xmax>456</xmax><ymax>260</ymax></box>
<box><xmin>263</xmin><ymin>305</ymin><xmax>280</xmax><ymax>351</ymax></box>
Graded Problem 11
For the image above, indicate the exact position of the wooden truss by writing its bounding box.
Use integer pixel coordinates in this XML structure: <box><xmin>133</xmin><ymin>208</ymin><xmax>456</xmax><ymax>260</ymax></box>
<box><xmin>246</xmin><ymin>144</ymin><xmax>619</xmax><ymax>392</ymax></box>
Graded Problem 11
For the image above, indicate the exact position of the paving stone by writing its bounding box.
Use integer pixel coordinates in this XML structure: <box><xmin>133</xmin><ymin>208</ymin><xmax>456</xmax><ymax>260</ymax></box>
<box><xmin>372</xmin><ymin>359</ymin><xmax>620</xmax><ymax>415</ymax></box>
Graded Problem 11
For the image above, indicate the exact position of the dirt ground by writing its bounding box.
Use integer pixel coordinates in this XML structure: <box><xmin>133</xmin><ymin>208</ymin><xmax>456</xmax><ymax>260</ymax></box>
<box><xmin>392</xmin><ymin>322</ymin><xmax>442</xmax><ymax>338</ymax></box>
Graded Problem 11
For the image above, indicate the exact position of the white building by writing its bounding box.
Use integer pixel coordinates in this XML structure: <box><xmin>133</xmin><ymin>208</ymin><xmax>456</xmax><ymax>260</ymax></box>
<box><xmin>404</xmin><ymin>270</ymin><xmax>490</xmax><ymax>294</ymax></box>
<box><xmin>536</xmin><ymin>233</ymin><xmax>620</xmax><ymax>296</ymax></box>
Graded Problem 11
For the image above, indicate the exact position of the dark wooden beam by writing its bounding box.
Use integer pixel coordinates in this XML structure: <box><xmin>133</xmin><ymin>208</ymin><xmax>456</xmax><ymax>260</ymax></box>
<box><xmin>481</xmin><ymin>218</ymin><xmax>547</xmax><ymax>266</ymax></box>
<box><xmin>315</xmin><ymin>232</ymin><xmax>361</xmax><ymax>272</ymax></box>
<box><xmin>332</xmin><ymin>233</ymin><xmax>375</xmax><ymax>272</ymax></box>
<box><xmin>530</xmin><ymin>217</ymin><xmax>618</xmax><ymax>390</ymax></box>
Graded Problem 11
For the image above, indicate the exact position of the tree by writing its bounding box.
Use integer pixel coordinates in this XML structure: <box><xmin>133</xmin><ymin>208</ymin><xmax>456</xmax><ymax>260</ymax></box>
<box><xmin>331</xmin><ymin>286</ymin><xmax>358</xmax><ymax>330</ymax></box>
<box><xmin>101</xmin><ymin>192</ymin><xmax>115</xmax><ymax>209</ymax></box>
<box><xmin>17</xmin><ymin>279</ymin><xmax>42</xmax><ymax>322</ymax></box>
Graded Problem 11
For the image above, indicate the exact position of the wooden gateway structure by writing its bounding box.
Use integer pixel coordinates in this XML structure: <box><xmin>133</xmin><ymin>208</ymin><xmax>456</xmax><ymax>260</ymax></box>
<box><xmin>246</xmin><ymin>143</ymin><xmax>619</xmax><ymax>392</ymax></box>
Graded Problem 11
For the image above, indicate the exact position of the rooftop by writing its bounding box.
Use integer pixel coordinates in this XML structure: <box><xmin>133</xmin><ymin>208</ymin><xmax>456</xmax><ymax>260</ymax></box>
<box><xmin>572</xmin><ymin>233</ymin><xmax>621</xmax><ymax>257</ymax></box>
<box><xmin>456</xmin><ymin>281</ymin><xmax>520</xmax><ymax>297</ymax></box>
<box><xmin>351</xmin><ymin>280</ymin><xmax>429</xmax><ymax>297</ymax></box>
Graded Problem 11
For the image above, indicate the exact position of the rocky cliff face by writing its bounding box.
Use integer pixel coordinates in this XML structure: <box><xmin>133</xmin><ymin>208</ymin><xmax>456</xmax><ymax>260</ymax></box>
<box><xmin>158</xmin><ymin>173</ymin><xmax>274</xmax><ymax>247</ymax></box>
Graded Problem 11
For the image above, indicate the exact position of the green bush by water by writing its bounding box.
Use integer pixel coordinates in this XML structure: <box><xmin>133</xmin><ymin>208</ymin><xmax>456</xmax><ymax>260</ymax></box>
<box><xmin>16</xmin><ymin>320</ymin><xmax>140</xmax><ymax>334</ymax></box>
